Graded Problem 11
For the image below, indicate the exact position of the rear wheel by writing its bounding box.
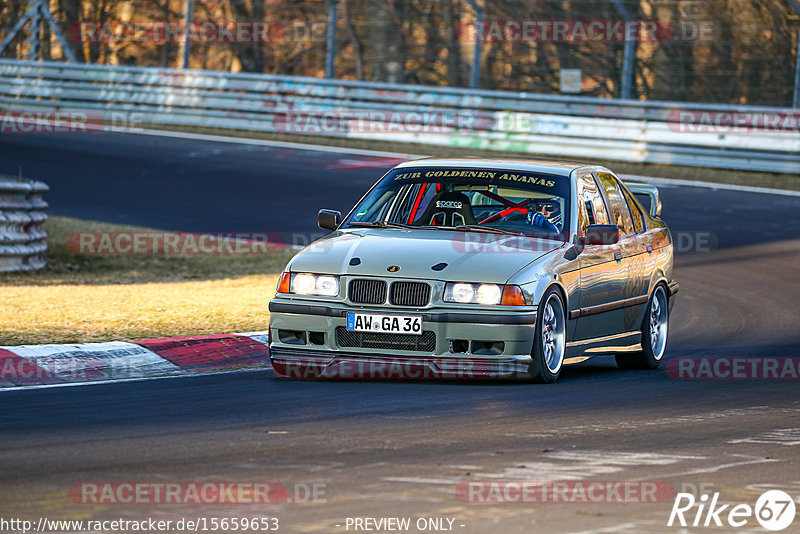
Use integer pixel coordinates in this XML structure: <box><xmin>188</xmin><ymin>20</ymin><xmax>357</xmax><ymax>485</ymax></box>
<box><xmin>616</xmin><ymin>284</ymin><xmax>669</xmax><ymax>370</ymax></box>
<box><xmin>528</xmin><ymin>288</ymin><xmax>566</xmax><ymax>383</ymax></box>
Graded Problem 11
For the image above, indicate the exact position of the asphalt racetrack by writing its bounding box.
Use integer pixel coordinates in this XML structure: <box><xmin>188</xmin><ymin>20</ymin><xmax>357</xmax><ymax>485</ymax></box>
<box><xmin>1</xmin><ymin>131</ymin><xmax>799</xmax><ymax>533</ymax></box>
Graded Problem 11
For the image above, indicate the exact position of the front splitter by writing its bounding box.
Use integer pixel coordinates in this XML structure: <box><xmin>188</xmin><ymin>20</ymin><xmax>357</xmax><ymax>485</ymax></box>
<box><xmin>270</xmin><ymin>347</ymin><xmax>532</xmax><ymax>380</ymax></box>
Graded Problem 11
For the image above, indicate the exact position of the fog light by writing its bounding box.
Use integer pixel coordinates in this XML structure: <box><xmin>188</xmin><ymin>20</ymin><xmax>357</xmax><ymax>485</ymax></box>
<box><xmin>278</xmin><ymin>330</ymin><xmax>306</xmax><ymax>345</ymax></box>
<box><xmin>450</xmin><ymin>339</ymin><xmax>469</xmax><ymax>353</ymax></box>
<box><xmin>472</xmin><ymin>340</ymin><xmax>505</xmax><ymax>355</ymax></box>
<box><xmin>308</xmin><ymin>331</ymin><xmax>325</xmax><ymax>345</ymax></box>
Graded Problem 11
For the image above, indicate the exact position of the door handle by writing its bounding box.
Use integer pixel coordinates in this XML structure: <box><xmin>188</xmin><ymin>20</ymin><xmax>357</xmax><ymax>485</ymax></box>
<box><xmin>614</xmin><ymin>252</ymin><xmax>623</xmax><ymax>262</ymax></box>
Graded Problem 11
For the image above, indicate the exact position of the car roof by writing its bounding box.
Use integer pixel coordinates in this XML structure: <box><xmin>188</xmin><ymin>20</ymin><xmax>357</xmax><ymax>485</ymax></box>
<box><xmin>394</xmin><ymin>157</ymin><xmax>595</xmax><ymax>177</ymax></box>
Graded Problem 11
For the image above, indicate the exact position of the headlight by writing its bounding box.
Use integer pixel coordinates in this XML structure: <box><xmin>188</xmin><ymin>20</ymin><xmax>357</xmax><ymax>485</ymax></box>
<box><xmin>445</xmin><ymin>282</ymin><xmax>502</xmax><ymax>305</ymax></box>
<box><xmin>282</xmin><ymin>273</ymin><xmax>340</xmax><ymax>297</ymax></box>
<box><xmin>315</xmin><ymin>275</ymin><xmax>339</xmax><ymax>295</ymax></box>
<box><xmin>477</xmin><ymin>283</ymin><xmax>502</xmax><ymax>305</ymax></box>
<box><xmin>444</xmin><ymin>282</ymin><xmax>526</xmax><ymax>306</ymax></box>
<box><xmin>449</xmin><ymin>282</ymin><xmax>475</xmax><ymax>303</ymax></box>
<box><xmin>293</xmin><ymin>273</ymin><xmax>316</xmax><ymax>294</ymax></box>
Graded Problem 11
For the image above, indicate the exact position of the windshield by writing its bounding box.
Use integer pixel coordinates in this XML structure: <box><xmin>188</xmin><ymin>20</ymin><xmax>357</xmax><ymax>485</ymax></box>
<box><xmin>343</xmin><ymin>167</ymin><xmax>571</xmax><ymax>241</ymax></box>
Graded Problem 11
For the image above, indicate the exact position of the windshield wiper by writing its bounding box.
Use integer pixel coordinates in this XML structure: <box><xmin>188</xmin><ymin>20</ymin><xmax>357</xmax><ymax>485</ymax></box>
<box><xmin>454</xmin><ymin>225</ymin><xmax>523</xmax><ymax>236</ymax></box>
<box><xmin>347</xmin><ymin>221</ymin><xmax>414</xmax><ymax>229</ymax></box>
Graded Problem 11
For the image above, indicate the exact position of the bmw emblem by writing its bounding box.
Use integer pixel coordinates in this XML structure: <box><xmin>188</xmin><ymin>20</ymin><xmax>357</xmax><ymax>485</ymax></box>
<box><xmin>387</xmin><ymin>265</ymin><xmax>400</xmax><ymax>272</ymax></box>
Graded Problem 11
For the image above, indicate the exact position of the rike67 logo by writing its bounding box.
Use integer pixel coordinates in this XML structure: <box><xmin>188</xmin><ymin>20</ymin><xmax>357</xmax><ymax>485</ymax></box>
<box><xmin>668</xmin><ymin>490</ymin><xmax>796</xmax><ymax>531</ymax></box>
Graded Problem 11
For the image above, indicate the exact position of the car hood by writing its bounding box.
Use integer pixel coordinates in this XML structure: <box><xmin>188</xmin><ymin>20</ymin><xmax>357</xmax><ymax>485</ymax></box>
<box><xmin>287</xmin><ymin>228</ymin><xmax>565</xmax><ymax>284</ymax></box>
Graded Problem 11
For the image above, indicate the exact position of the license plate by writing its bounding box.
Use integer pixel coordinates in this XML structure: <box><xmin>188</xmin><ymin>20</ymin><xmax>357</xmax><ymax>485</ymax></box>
<box><xmin>346</xmin><ymin>312</ymin><xmax>422</xmax><ymax>335</ymax></box>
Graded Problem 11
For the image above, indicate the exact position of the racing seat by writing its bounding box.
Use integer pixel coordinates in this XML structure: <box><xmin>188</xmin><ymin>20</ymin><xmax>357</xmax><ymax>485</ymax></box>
<box><xmin>416</xmin><ymin>191</ymin><xmax>476</xmax><ymax>226</ymax></box>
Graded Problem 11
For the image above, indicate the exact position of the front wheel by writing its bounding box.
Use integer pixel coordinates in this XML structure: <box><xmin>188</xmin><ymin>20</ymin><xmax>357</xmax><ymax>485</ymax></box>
<box><xmin>528</xmin><ymin>288</ymin><xmax>566</xmax><ymax>383</ymax></box>
<box><xmin>616</xmin><ymin>284</ymin><xmax>669</xmax><ymax>370</ymax></box>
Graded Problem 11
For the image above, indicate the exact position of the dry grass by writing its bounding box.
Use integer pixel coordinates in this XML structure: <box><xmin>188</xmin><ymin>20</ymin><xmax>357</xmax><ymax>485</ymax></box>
<box><xmin>0</xmin><ymin>216</ymin><xmax>296</xmax><ymax>345</ymax></box>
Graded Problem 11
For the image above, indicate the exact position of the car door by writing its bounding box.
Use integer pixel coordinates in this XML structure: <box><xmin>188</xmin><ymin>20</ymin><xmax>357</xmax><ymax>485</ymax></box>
<box><xmin>595</xmin><ymin>172</ymin><xmax>651</xmax><ymax>333</ymax></box>
<box><xmin>573</xmin><ymin>172</ymin><xmax>629</xmax><ymax>340</ymax></box>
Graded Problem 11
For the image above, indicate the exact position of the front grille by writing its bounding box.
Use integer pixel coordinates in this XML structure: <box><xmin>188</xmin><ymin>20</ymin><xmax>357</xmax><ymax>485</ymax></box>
<box><xmin>390</xmin><ymin>281</ymin><xmax>431</xmax><ymax>307</ymax></box>
<box><xmin>348</xmin><ymin>279</ymin><xmax>387</xmax><ymax>304</ymax></box>
<box><xmin>336</xmin><ymin>327</ymin><xmax>436</xmax><ymax>352</ymax></box>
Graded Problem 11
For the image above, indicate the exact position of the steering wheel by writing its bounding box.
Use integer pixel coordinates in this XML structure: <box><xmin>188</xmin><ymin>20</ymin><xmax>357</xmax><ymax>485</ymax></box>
<box><xmin>478</xmin><ymin>199</ymin><xmax>530</xmax><ymax>225</ymax></box>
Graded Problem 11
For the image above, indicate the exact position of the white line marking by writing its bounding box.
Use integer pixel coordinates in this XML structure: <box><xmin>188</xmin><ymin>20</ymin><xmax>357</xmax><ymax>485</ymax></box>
<box><xmin>728</xmin><ymin>428</ymin><xmax>800</xmax><ymax>446</ymax></box>
<box><xmin>382</xmin><ymin>477</ymin><xmax>460</xmax><ymax>485</ymax></box>
<box><xmin>542</xmin><ymin>450</ymin><xmax>704</xmax><ymax>465</ymax></box>
<box><xmin>125</xmin><ymin>128</ymin><xmax>800</xmax><ymax>197</ymax></box>
<box><xmin>665</xmin><ymin>455</ymin><xmax>778</xmax><ymax>477</ymax></box>
<box><xmin>470</xmin><ymin>451</ymin><xmax>702</xmax><ymax>482</ymax></box>
<box><xmin>621</xmin><ymin>174</ymin><xmax>800</xmax><ymax>197</ymax></box>
<box><xmin>131</xmin><ymin>128</ymin><xmax>425</xmax><ymax>158</ymax></box>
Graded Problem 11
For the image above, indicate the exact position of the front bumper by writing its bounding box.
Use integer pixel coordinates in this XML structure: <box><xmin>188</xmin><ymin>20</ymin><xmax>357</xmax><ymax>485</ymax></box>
<box><xmin>268</xmin><ymin>299</ymin><xmax>537</xmax><ymax>379</ymax></box>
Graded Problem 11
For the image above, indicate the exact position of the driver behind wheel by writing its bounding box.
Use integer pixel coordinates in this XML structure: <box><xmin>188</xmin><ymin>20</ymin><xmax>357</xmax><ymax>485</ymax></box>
<box><xmin>527</xmin><ymin>200</ymin><xmax>560</xmax><ymax>233</ymax></box>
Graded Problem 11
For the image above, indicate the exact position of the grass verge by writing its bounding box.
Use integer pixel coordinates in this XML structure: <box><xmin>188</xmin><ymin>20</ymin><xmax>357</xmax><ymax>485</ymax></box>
<box><xmin>0</xmin><ymin>216</ymin><xmax>296</xmax><ymax>345</ymax></box>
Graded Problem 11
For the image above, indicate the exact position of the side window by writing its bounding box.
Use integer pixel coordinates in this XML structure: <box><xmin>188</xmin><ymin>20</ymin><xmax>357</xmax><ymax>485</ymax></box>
<box><xmin>596</xmin><ymin>173</ymin><xmax>635</xmax><ymax>236</ymax></box>
<box><xmin>584</xmin><ymin>201</ymin><xmax>595</xmax><ymax>225</ymax></box>
<box><xmin>576</xmin><ymin>174</ymin><xmax>609</xmax><ymax>234</ymax></box>
<box><xmin>622</xmin><ymin>187</ymin><xmax>645</xmax><ymax>232</ymax></box>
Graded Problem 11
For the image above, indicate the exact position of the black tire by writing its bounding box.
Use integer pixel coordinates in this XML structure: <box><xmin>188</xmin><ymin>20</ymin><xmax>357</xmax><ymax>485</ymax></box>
<box><xmin>528</xmin><ymin>287</ymin><xmax>567</xmax><ymax>383</ymax></box>
<box><xmin>616</xmin><ymin>284</ymin><xmax>669</xmax><ymax>370</ymax></box>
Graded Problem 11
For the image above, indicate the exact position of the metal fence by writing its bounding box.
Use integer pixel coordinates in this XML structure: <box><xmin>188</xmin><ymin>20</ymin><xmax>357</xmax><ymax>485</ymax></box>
<box><xmin>0</xmin><ymin>59</ymin><xmax>798</xmax><ymax>173</ymax></box>
<box><xmin>0</xmin><ymin>175</ymin><xmax>48</xmax><ymax>273</ymax></box>
<box><xmin>1</xmin><ymin>0</ymin><xmax>799</xmax><ymax>107</ymax></box>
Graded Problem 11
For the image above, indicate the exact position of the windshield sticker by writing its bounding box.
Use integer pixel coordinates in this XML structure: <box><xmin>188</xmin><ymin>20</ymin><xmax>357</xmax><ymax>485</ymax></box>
<box><xmin>496</xmin><ymin>173</ymin><xmax>556</xmax><ymax>187</ymax></box>
<box><xmin>423</xmin><ymin>170</ymin><xmax>497</xmax><ymax>179</ymax></box>
<box><xmin>392</xmin><ymin>169</ymin><xmax>557</xmax><ymax>188</ymax></box>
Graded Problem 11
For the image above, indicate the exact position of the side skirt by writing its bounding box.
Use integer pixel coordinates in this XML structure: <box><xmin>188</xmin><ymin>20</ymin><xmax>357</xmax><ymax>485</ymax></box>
<box><xmin>563</xmin><ymin>331</ymin><xmax>641</xmax><ymax>363</ymax></box>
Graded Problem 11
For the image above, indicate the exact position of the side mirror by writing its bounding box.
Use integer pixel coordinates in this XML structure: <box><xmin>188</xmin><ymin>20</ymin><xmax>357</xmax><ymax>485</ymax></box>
<box><xmin>318</xmin><ymin>209</ymin><xmax>342</xmax><ymax>230</ymax></box>
<box><xmin>583</xmin><ymin>224</ymin><xmax>620</xmax><ymax>246</ymax></box>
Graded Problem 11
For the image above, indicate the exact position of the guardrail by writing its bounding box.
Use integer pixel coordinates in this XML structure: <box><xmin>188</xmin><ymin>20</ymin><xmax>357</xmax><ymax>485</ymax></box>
<box><xmin>0</xmin><ymin>59</ymin><xmax>798</xmax><ymax>173</ymax></box>
<box><xmin>0</xmin><ymin>175</ymin><xmax>48</xmax><ymax>273</ymax></box>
